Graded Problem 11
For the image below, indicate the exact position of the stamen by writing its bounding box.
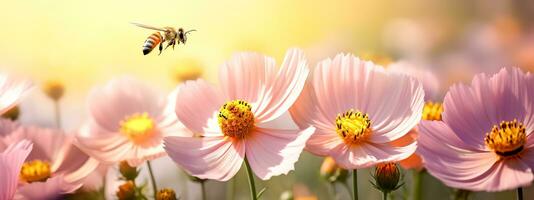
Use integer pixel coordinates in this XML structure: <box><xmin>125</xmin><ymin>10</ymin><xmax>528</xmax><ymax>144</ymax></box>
<box><xmin>20</xmin><ymin>160</ymin><xmax>51</xmax><ymax>183</ymax></box>
<box><xmin>120</xmin><ymin>113</ymin><xmax>157</xmax><ymax>145</ymax></box>
<box><xmin>218</xmin><ymin>100</ymin><xmax>254</xmax><ymax>139</ymax></box>
<box><xmin>335</xmin><ymin>109</ymin><xmax>372</xmax><ymax>144</ymax></box>
<box><xmin>484</xmin><ymin>119</ymin><xmax>526</xmax><ymax>157</ymax></box>
<box><xmin>422</xmin><ymin>101</ymin><xmax>443</xmax><ymax>121</ymax></box>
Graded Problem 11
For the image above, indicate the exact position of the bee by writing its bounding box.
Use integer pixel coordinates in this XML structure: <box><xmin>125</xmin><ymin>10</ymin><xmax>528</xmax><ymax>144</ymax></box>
<box><xmin>131</xmin><ymin>22</ymin><xmax>196</xmax><ymax>55</ymax></box>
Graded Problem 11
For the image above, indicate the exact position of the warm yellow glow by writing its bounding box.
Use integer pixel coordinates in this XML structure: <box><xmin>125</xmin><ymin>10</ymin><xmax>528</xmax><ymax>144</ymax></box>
<box><xmin>335</xmin><ymin>109</ymin><xmax>372</xmax><ymax>144</ymax></box>
<box><xmin>20</xmin><ymin>160</ymin><xmax>51</xmax><ymax>183</ymax></box>
<box><xmin>485</xmin><ymin>119</ymin><xmax>526</xmax><ymax>157</ymax></box>
<box><xmin>218</xmin><ymin>100</ymin><xmax>254</xmax><ymax>139</ymax></box>
<box><xmin>0</xmin><ymin>0</ymin><xmax>394</xmax><ymax>94</ymax></box>
<box><xmin>120</xmin><ymin>113</ymin><xmax>157</xmax><ymax>144</ymax></box>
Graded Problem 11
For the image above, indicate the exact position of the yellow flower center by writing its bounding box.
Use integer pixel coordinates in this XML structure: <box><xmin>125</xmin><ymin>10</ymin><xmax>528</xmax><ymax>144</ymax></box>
<box><xmin>20</xmin><ymin>160</ymin><xmax>51</xmax><ymax>183</ymax></box>
<box><xmin>484</xmin><ymin>119</ymin><xmax>526</xmax><ymax>157</ymax></box>
<box><xmin>120</xmin><ymin>113</ymin><xmax>157</xmax><ymax>145</ymax></box>
<box><xmin>422</xmin><ymin>101</ymin><xmax>443</xmax><ymax>121</ymax></box>
<box><xmin>218</xmin><ymin>100</ymin><xmax>254</xmax><ymax>139</ymax></box>
<box><xmin>335</xmin><ymin>109</ymin><xmax>372</xmax><ymax>144</ymax></box>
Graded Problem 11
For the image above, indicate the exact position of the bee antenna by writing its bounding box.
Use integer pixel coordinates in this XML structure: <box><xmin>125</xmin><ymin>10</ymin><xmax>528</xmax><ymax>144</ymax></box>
<box><xmin>185</xmin><ymin>29</ymin><xmax>197</xmax><ymax>34</ymax></box>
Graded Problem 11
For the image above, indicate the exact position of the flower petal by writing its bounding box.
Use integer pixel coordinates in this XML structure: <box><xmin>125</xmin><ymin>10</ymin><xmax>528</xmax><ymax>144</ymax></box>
<box><xmin>0</xmin><ymin>140</ymin><xmax>32</xmax><ymax>200</ymax></box>
<box><xmin>175</xmin><ymin>79</ymin><xmax>224</xmax><ymax>134</ymax></box>
<box><xmin>443</xmin><ymin>68</ymin><xmax>533</xmax><ymax>148</ymax></box>
<box><xmin>245</xmin><ymin>126</ymin><xmax>314</xmax><ymax>180</ymax></box>
<box><xmin>16</xmin><ymin>175</ymin><xmax>80</xmax><ymax>199</ymax></box>
<box><xmin>164</xmin><ymin>136</ymin><xmax>244</xmax><ymax>181</ymax></box>
<box><xmin>76</xmin><ymin>125</ymin><xmax>133</xmax><ymax>165</ymax></box>
<box><xmin>219</xmin><ymin>52</ymin><xmax>276</xmax><ymax>107</ymax></box>
<box><xmin>0</xmin><ymin>74</ymin><xmax>33</xmax><ymax>115</ymax></box>
<box><xmin>88</xmin><ymin>77</ymin><xmax>165</xmax><ymax>132</ymax></box>
<box><xmin>331</xmin><ymin>141</ymin><xmax>417</xmax><ymax>169</ymax></box>
<box><xmin>254</xmin><ymin>48</ymin><xmax>310</xmax><ymax>123</ymax></box>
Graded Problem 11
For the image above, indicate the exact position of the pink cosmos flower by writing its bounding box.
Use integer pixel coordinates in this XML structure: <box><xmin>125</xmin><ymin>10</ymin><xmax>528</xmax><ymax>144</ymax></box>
<box><xmin>387</xmin><ymin>61</ymin><xmax>442</xmax><ymax>170</ymax></box>
<box><xmin>0</xmin><ymin>74</ymin><xmax>33</xmax><ymax>115</ymax></box>
<box><xmin>0</xmin><ymin>124</ymin><xmax>99</xmax><ymax>199</ymax></box>
<box><xmin>164</xmin><ymin>48</ymin><xmax>315</xmax><ymax>181</ymax></box>
<box><xmin>289</xmin><ymin>54</ymin><xmax>424</xmax><ymax>169</ymax></box>
<box><xmin>76</xmin><ymin>77</ymin><xmax>190</xmax><ymax>166</ymax></box>
<box><xmin>0</xmin><ymin>140</ymin><xmax>32</xmax><ymax>200</ymax></box>
<box><xmin>418</xmin><ymin>67</ymin><xmax>534</xmax><ymax>192</ymax></box>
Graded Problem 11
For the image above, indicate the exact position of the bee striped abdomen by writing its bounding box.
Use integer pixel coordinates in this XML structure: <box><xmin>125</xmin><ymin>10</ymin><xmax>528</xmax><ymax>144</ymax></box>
<box><xmin>142</xmin><ymin>32</ymin><xmax>163</xmax><ymax>55</ymax></box>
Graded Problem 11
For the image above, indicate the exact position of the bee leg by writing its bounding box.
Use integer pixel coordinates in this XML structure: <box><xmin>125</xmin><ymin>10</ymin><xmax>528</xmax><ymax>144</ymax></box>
<box><xmin>158</xmin><ymin>42</ymin><xmax>163</xmax><ymax>55</ymax></box>
<box><xmin>172</xmin><ymin>41</ymin><xmax>176</xmax><ymax>50</ymax></box>
<box><xmin>164</xmin><ymin>42</ymin><xmax>172</xmax><ymax>50</ymax></box>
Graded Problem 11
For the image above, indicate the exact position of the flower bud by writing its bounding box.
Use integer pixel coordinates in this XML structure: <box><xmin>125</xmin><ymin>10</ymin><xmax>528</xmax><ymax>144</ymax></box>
<box><xmin>320</xmin><ymin>157</ymin><xmax>348</xmax><ymax>183</ymax></box>
<box><xmin>2</xmin><ymin>106</ymin><xmax>19</xmax><ymax>120</ymax></box>
<box><xmin>156</xmin><ymin>188</ymin><xmax>178</xmax><ymax>200</ymax></box>
<box><xmin>372</xmin><ymin>163</ymin><xmax>402</xmax><ymax>193</ymax></box>
<box><xmin>119</xmin><ymin>161</ymin><xmax>139</xmax><ymax>181</ymax></box>
<box><xmin>116</xmin><ymin>181</ymin><xmax>136</xmax><ymax>200</ymax></box>
<box><xmin>42</xmin><ymin>80</ymin><xmax>64</xmax><ymax>101</ymax></box>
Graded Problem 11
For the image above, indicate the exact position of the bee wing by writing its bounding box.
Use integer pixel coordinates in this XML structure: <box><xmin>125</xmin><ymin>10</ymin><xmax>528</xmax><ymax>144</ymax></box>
<box><xmin>130</xmin><ymin>22</ymin><xmax>166</xmax><ymax>32</ymax></box>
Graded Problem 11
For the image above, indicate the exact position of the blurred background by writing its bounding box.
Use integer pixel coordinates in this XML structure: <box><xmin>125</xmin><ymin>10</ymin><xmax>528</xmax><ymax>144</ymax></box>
<box><xmin>1</xmin><ymin>0</ymin><xmax>534</xmax><ymax>199</ymax></box>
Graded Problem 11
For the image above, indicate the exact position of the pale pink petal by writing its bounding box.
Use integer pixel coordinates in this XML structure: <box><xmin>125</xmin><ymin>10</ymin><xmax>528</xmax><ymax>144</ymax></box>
<box><xmin>164</xmin><ymin>136</ymin><xmax>244</xmax><ymax>181</ymax></box>
<box><xmin>0</xmin><ymin>140</ymin><xmax>32</xmax><ymax>200</ymax></box>
<box><xmin>0</xmin><ymin>127</ymin><xmax>68</xmax><ymax>162</ymax></box>
<box><xmin>16</xmin><ymin>176</ymin><xmax>80</xmax><ymax>199</ymax></box>
<box><xmin>52</xmin><ymin>137</ymin><xmax>99</xmax><ymax>183</ymax></box>
<box><xmin>0</xmin><ymin>118</ymin><xmax>20</xmax><ymax>136</ymax></box>
<box><xmin>254</xmin><ymin>48</ymin><xmax>310</xmax><ymax>123</ymax></box>
<box><xmin>175</xmin><ymin>80</ymin><xmax>224</xmax><ymax>134</ymax></box>
<box><xmin>387</xmin><ymin>61</ymin><xmax>440</xmax><ymax>101</ymax></box>
<box><xmin>218</xmin><ymin>52</ymin><xmax>276</xmax><ymax>107</ymax></box>
<box><xmin>304</xmin><ymin>127</ymin><xmax>343</xmax><ymax>157</ymax></box>
<box><xmin>331</xmin><ymin>141</ymin><xmax>417</xmax><ymax>169</ymax></box>
<box><xmin>0</xmin><ymin>74</ymin><xmax>33</xmax><ymax>115</ymax></box>
<box><xmin>443</xmin><ymin>68</ymin><xmax>533</xmax><ymax>148</ymax></box>
<box><xmin>76</xmin><ymin>126</ymin><xmax>133</xmax><ymax>165</ymax></box>
<box><xmin>88</xmin><ymin>77</ymin><xmax>165</xmax><ymax>132</ymax></box>
<box><xmin>158</xmin><ymin>86</ymin><xmax>194</xmax><ymax>137</ymax></box>
<box><xmin>310</xmin><ymin>54</ymin><xmax>424</xmax><ymax>144</ymax></box>
<box><xmin>245</xmin><ymin>126</ymin><xmax>314</xmax><ymax>180</ymax></box>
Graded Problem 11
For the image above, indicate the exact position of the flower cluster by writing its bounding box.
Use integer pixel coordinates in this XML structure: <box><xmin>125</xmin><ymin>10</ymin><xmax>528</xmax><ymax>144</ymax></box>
<box><xmin>0</xmin><ymin>48</ymin><xmax>532</xmax><ymax>200</ymax></box>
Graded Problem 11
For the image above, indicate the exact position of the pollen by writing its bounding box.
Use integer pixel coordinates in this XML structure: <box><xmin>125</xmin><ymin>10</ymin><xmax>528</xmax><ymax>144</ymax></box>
<box><xmin>20</xmin><ymin>160</ymin><xmax>51</xmax><ymax>183</ymax></box>
<box><xmin>484</xmin><ymin>119</ymin><xmax>526</xmax><ymax>157</ymax></box>
<box><xmin>120</xmin><ymin>113</ymin><xmax>157</xmax><ymax>145</ymax></box>
<box><xmin>218</xmin><ymin>100</ymin><xmax>254</xmax><ymax>139</ymax></box>
<box><xmin>335</xmin><ymin>109</ymin><xmax>372</xmax><ymax>144</ymax></box>
<box><xmin>422</xmin><ymin>101</ymin><xmax>443</xmax><ymax>121</ymax></box>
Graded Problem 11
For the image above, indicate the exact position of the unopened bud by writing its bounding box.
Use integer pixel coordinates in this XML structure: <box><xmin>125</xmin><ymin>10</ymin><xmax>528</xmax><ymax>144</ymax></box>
<box><xmin>320</xmin><ymin>157</ymin><xmax>348</xmax><ymax>183</ymax></box>
<box><xmin>42</xmin><ymin>81</ymin><xmax>64</xmax><ymax>101</ymax></box>
<box><xmin>2</xmin><ymin>106</ymin><xmax>19</xmax><ymax>120</ymax></box>
<box><xmin>119</xmin><ymin>161</ymin><xmax>138</xmax><ymax>181</ymax></box>
<box><xmin>116</xmin><ymin>181</ymin><xmax>136</xmax><ymax>200</ymax></box>
<box><xmin>156</xmin><ymin>188</ymin><xmax>178</xmax><ymax>200</ymax></box>
<box><xmin>372</xmin><ymin>163</ymin><xmax>402</xmax><ymax>193</ymax></box>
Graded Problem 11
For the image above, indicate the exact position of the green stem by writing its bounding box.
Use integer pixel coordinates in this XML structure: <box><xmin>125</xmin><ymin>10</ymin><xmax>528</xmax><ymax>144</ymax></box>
<box><xmin>54</xmin><ymin>100</ymin><xmax>61</xmax><ymax>128</ymax></box>
<box><xmin>244</xmin><ymin>157</ymin><xmax>258</xmax><ymax>200</ymax></box>
<box><xmin>413</xmin><ymin>170</ymin><xmax>423</xmax><ymax>200</ymax></box>
<box><xmin>200</xmin><ymin>180</ymin><xmax>207</xmax><ymax>200</ymax></box>
<box><xmin>382</xmin><ymin>191</ymin><xmax>388</xmax><ymax>200</ymax></box>
<box><xmin>226</xmin><ymin>178</ymin><xmax>235</xmax><ymax>200</ymax></box>
<box><xmin>146</xmin><ymin>161</ymin><xmax>158</xmax><ymax>198</ymax></box>
<box><xmin>517</xmin><ymin>187</ymin><xmax>523</xmax><ymax>200</ymax></box>
<box><xmin>352</xmin><ymin>169</ymin><xmax>358</xmax><ymax>200</ymax></box>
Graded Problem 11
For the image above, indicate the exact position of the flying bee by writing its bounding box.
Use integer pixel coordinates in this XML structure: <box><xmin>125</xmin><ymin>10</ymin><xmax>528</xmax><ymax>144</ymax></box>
<box><xmin>131</xmin><ymin>22</ymin><xmax>196</xmax><ymax>55</ymax></box>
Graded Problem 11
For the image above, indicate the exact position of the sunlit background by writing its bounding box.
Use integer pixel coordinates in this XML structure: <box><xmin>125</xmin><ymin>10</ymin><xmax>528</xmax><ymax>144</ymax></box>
<box><xmin>2</xmin><ymin>0</ymin><xmax>534</xmax><ymax>199</ymax></box>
